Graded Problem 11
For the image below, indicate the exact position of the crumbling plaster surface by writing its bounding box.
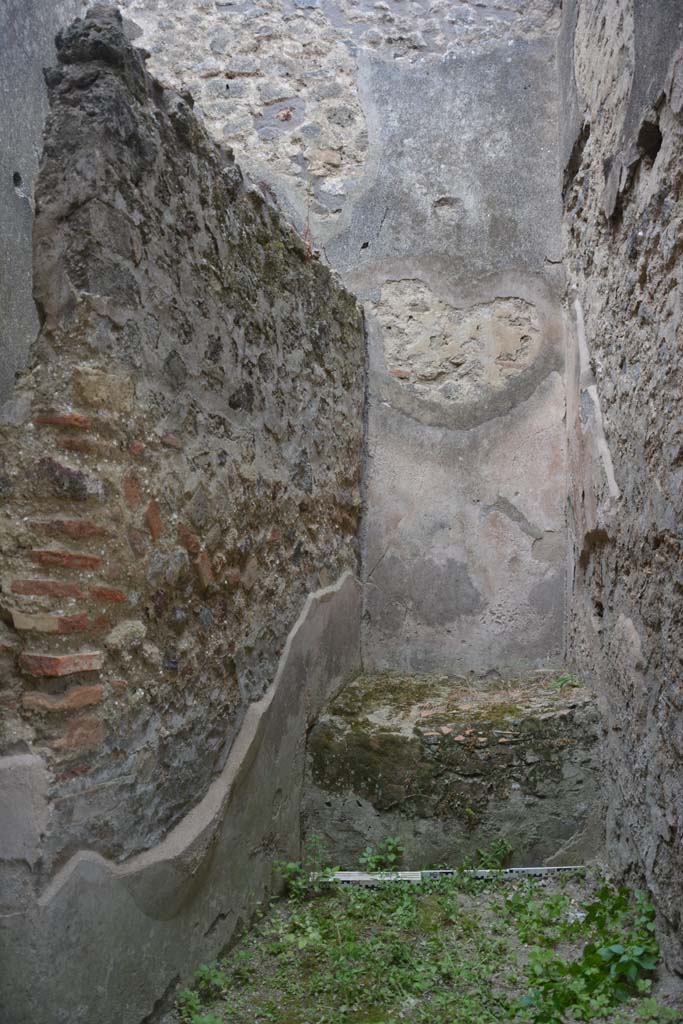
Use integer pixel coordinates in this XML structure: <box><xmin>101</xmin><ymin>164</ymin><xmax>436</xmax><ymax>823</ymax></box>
<box><xmin>0</xmin><ymin>3</ymin><xmax>364</xmax><ymax>898</ymax></box>
<box><xmin>0</xmin><ymin>0</ymin><xmax>88</xmax><ymax>403</ymax></box>
<box><xmin>118</xmin><ymin>0</ymin><xmax>562</xmax><ymax>234</ymax></box>
<box><xmin>122</xmin><ymin>0</ymin><xmax>568</xmax><ymax>675</ymax></box>
<box><xmin>560</xmin><ymin>0</ymin><xmax>683</xmax><ymax>976</ymax></box>
<box><xmin>1</xmin><ymin>571</ymin><xmax>362</xmax><ymax>1024</ymax></box>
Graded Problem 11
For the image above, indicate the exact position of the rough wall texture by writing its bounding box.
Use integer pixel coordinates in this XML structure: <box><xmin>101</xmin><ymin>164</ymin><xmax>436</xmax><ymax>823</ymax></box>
<box><xmin>561</xmin><ymin>0</ymin><xmax>683</xmax><ymax>976</ymax></box>
<box><xmin>121</xmin><ymin>0</ymin><xmax>568</xmax><ymax>676</ymax></box>
<box><xmin>304</xmin><ymin>672</ymin><xmax>602</xmax><ymax>870</ymax></box>
<box><xmin>1</xmin><ymin>571</ymin><xmax>362</xmax><ymax>1024</ymax></box>
<box><xmin>0</xmin><ymin>3</ymin><xmax>364</xmax><ymax>897</ymax></box>
<box><xmin>0</xmin><ymin>0</ymin><xmax>87</xmax><ymax>402</ymax></box>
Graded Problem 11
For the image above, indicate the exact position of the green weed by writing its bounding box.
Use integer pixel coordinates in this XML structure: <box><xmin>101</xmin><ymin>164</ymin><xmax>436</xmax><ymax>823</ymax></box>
<box><xmin>177</xmin><ymin>848</ymin><xmax>676</xmax><ymax>1024</ymax></box>
<box><xmin>358</xmin><ymin>836</ymin><xmax>404</xmax><ymax>873</ymax></box>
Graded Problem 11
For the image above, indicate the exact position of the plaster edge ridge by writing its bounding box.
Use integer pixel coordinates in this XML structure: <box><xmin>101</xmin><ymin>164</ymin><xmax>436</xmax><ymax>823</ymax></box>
<box><xmin>36</xmin><ymin>569</ymin><xmax>361</xmax><ymax>909</ymax></box>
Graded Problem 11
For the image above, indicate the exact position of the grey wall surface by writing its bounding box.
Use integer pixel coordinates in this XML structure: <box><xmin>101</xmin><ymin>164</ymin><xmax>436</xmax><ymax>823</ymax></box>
<box><xmin>560</xmin><ymin>0</ymin><xmax>683</xmax><ymax>976</ymax></box>
<box><xmin>336</xmin><ymin>41</ymin><xmax>567</xmax><ymax>673</ymax></box>
<box><xmin>121</xmin><ymin>0</ymin><xmax>568</xmax><ymax>676</ymax></box>
<box><xmin>0</xmin><ymin>0</ymin><xmax>87</xmax><ymax>403</ymax></box>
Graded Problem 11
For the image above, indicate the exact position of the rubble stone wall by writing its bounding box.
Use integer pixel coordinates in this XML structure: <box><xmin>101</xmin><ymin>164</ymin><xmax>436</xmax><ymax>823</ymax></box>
<box><xmin>0</xmin><ymin>14</ymin><xmax>364</xmax><ymax>1019</ymax></box>
<box><xmin>560</xmin><ymin>0</ymin><xmax>683</xmax><ymax>976</ymax></box>
<box><xmin>304</xmin><ymin>672</ymin><xmax>602</xmax><ymax>871</ymax></box>
<box><xmin>121</xmin><ymin>0</ymin><xmax>569</xmax><ymax>675</ymax></box>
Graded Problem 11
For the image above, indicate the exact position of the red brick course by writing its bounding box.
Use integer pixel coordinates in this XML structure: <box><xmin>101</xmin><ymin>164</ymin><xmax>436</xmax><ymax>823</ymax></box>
<box><xmin>12</xmin><ymin>611</ymin><xmax>89</xmax><ymax>634</ymax></box>
<box><xmin>22</xmin><ymin>684</ymin><xmax>104</xmax><ymax>713</ymax></box>
<box><xmin>34</xmin><ymin>411</ymin><xmax>92</xmax><ymax>429</ymax></box>
<box><xmin>30</xmin><ymin>549</ymin><xmax>102</xmax><ymax>570</ymax></box>
<box><xmin>11</xmin><ymin>579</ymin><xmax>85</xmax><ymax>598</ymax></box>
<box><xmin>19</xmin><ymin>650</ymin><xmax>105</xmax><ymax>676</ymax></box>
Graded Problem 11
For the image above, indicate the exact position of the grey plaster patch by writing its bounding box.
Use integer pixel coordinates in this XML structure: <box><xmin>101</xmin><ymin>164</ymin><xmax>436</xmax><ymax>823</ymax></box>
<box><xmin>0</xmin><ymin>754</ymin><xmax>50</xmax><ymax>864</ymax></box>
<box><xmin>362</xmin><ymin>371</ymin><xmax>567</xmax><ymax>675</ymax></box>
<box><xmin>409</xmin><ymin>558</ymin><xmax>486</xmax><ymax>626</ymax></box>
<box><xmin>0</xmin><ymin>0</ymin><xmax>88</xmax><ymax>401</ymax></box>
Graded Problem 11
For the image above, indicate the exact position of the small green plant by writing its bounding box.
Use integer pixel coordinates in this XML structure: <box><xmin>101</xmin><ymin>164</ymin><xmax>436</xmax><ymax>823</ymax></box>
<box><xmin>476</xmin><ymin>836</ymin><xmax>513</xmax><ymax>870</ymax></box>
<box><xmin>275</xmin><ymin>834</ymin><xmax>338</xmax><ymax>899</ymax></box>
<box><xmin>548</xmin><ymin>672</ymin><xmax>580</xmax><ymax>691</ymax></box>
<box><xmin>177</xmin><ymin>984</ymin><xmax>225</xmax><ymax>1023</ymax></box>
<box><xmin>358</xmin><ymin>836</ymin><xmax>404</xmax><ymax>872</ymax></box>
<box><xmin>514</xmin><ymin>884</ymin><xmax>662</xmax><ymax>1023</ymax></box>
<box><xmin>177</xmin><ymin>986</ymin><xmax>202</xmax><ymax>1023</ymax></box>
<box><xmin>503</xmin><ymin>881</ymin><xmax>573</xmax><ymax>945</ymax></box>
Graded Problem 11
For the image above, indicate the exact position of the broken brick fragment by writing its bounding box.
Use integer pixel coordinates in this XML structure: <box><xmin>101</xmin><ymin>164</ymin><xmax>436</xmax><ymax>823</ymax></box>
<box><xmin>145</xmin><ymin>498</ymin><xmax>163</xmax><ymax>541</ymax></box>
<box><xmin>34</xmin><ymin>410</ymin><xmax>91</xmax><ymax>429</ymax></box>
<box><xmin>177</xmin><ymin>522</ymin><xmax>200</xmax><ymax>555</ymax></box>
<box><xmin>122</xmin><ymin>470</ymin><xmax>142</xmax><ymax>509</ymax></box>
<box><xmin>49</xmin><ymin>715</ymin><xmax>105</xmax><ymax>752</ymax></box>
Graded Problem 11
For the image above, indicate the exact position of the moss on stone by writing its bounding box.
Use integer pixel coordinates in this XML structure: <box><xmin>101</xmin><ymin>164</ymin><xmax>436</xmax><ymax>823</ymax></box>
<box><xmin>307</xmin><ymin>670</ymin><xmax>600</xmax><ymax>829</ymax></box>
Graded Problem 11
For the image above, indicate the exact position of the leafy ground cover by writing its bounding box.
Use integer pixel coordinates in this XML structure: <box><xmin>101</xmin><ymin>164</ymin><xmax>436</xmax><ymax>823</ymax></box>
<box><xmin>177</xmin><ymin>842</ymin><xmax>681</xmax><ymax>1024</ymax></box>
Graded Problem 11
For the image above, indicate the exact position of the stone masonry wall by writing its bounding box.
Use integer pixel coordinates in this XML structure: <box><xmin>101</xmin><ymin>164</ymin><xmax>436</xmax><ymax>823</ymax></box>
<box><xmin>0</xmin><ymin>6</ymin><xmax>364</xmax><ymax>882</ymax></box>
<box><xmin>121</xmin><ymin>0</ymin><xmax>569</xmax><ymax>676</ymax></box>
<box><xmin>560</xmin><ymin>0</ymin><xmax>683</xmax><ymax>975</ymax></box>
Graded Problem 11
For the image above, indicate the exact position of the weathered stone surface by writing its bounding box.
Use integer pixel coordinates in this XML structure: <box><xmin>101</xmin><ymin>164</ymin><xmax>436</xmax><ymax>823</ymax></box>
<box><xmin>0</xmin><ymin>4</ymin><xmax>364</xmax><ymax>879</ymax></box>
<box><xmin>304</xmin><ymin>672</ymin><xmax>602</xmax><ymax>869</ymax></box>
<box><xmin>560</xmin><ymin>0</ymin><xmax>683</xmax><ymax>976</ymax></box>
<box><xmin>119</xmin><ymin>0</ymin><xmax>560</xmax><ymax>232</ymax></box>
<box><xmin>372</xmin><ymin>286</ymin><xmax>543</xmax><ymax>408</ymax></box>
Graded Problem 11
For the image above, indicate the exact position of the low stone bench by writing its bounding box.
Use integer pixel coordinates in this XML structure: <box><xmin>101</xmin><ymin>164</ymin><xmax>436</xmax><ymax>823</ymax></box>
<box><xmin>303</xmin><ymin>672</ymin><xmax>602</xmax><ymax>869</ymax></box>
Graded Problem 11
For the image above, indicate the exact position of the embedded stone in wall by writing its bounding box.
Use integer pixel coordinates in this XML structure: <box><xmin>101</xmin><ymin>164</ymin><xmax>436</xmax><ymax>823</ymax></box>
<box><xmin>371</xmin><ymin>281</ymin><xmax>542</xmax><ymax>406</ymax></box>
